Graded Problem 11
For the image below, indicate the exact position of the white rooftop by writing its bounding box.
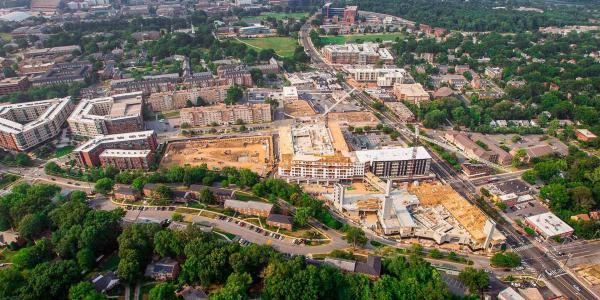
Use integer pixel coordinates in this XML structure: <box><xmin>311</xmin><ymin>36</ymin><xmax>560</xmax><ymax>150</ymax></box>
<box><xmin>99</xmin><ymin>149</ymin><xmax>151</xmax><ymax>158</ymax></box>
<box><xmin>354</xmin><ymin>147</ymin><xmax>431</xmax><ymax>163</ymax></box>
<box><xmin>526</xmin><ymin>212</ymin><xmax>573</xmax><ymax>237</ymax></box>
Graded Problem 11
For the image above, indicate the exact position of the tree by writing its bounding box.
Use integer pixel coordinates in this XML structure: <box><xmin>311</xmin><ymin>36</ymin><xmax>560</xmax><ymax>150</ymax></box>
<box><xmin>521</xmin><ymin>170</ymin><xmax>537</xmax><ymax>185</ymax></box>
<box><xmin>69</xmin><ymin>281</ymin><xmax>107</xmax><ymax>300</ymax></box>
<box><xmin>154</xmin><ymin>229</ymin><xmax>184</xmax><ymax>258</ymax></box>
<box><xmin>199</xmin><ymin>187</ymin><xmax>216</xmax><ymax>204</ymax></box>
<box><xmin>570</xmin><ymin>186</ymin><xmax>596</xmax><ymax>212</ymax></box>
<box><xmin>212</xmin><ymin>272</ymin><xmax>253</xmax><ymax>300</ymax></box>
<box><xmin>14</xmin><ymin>152</ymin><xmax>31</xmax><ymax>166</ymax></box>
<box><xmin>76</xmin><ymin>248</ymin><xmax>95</xmax><ymax>270</ymax></box>
<box><xmin>152</xmin><ymin>184</ymin><xmax>173</xmax><ymax>202</ymax></box>
<box><xmin>12</xmin><ymin>238</ymin><xmax>54</xmax><ymax>269</ymax></box>
<box><xmin>458</xmin><ymin>267</ymin><xmax>489</xmax><ymax>296</ymax></box>
<box><xmin>490</xmin><ymin>252</ymin><xmax>521</xmax><ymax>268</ymax></box>
<box><xmin>225</xmin><ymin>85</ymin><xmax>244</xmax><ymax>105</ymax></box>
<box><xmin>0</xmin><ymin>267</ymin><xmax>25</xmax><ymax>299</ymax></box>
<box><xmin>132</xmin><ymin>177</ymin><xmax>147</xmax><ymax>192</ymax></box>
<box><xmin>293</xmin><ymin>207</ymin><xmax>312</xmax><ymax>227</ymax></box>
<box><xmin>148</xmin><ymin>283</ymin><xmax>177</xmax><ymax>300</ymax></box>
<box><xmin>17</xmin><ymin>213</ymin><xmax>47</xmax><ymax>241</ymax></box>
<box><xmin>94</xmin><ymin>178</ymin><xmax>114</xmax><ymax>195</ymax></box>
<box><xmin>28</xmin><ymin>260</ymin><xmax>81</xmax><ymax>300</ymax></box>
<box><xmin>342</xmin><ymin>225</ymin><xmax>368</xmax><ymax>248</ymax></box>
<box><xmin>540</xmin><ymin>183</ymin><xmax>570</xmax><ymax>211</ymax></box>
<box><xmin>423</xmin><ymin>109</ymin><xmax>446</xmax><ymax>128</ymax></box>
<box><xmin>45</xmin><ymin>161</ymin><xmax>63</xmax><ymax>174</ymax></box>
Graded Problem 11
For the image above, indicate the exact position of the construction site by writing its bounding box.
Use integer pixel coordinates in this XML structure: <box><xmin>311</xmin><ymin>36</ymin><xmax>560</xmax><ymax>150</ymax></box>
<box><xmin>161</xmin><ymin>135</ymin><xmax>274</xmax><ymax>176</ymax></box>
<box><xmin>324</xmin><ymin>179</ymin><xmax>506</xmax><ymax>252</ymax></box>
<box><xmin>283</xmin><ymin>99</ymin><xmax>317</xmax><ymax>118</ymax></box>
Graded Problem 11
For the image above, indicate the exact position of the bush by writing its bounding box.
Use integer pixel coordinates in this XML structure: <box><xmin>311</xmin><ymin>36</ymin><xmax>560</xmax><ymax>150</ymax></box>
<box><xmin>490</xmin><ymin>252</ymin><xmax>521</xmax><ymax>268</ymax></box>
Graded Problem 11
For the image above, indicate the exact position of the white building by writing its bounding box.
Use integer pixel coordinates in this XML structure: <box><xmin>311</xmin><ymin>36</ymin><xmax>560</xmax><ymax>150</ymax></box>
<box><xmin>525</xmin><ymin>212</ymin><xmax>574</xmax><ymax>239</ymax></box>
<box><xmin>0</xmin><ymin>97</ymin><xmax>74</xmax><ymax>151</ymax></box>
<box><xmin>282</xmin><ymin>86</ymin><xmax>299</xmax><ymax>101</ymax></box>
<box><xmin>346</xmin><ymin>67</ymin><xmax>407</xmax><ymax>87</ymax></box>
<box><xmin>67</xmin><ymin>92</ymin><xmax>144</xmax><ymax>137</ymax></box>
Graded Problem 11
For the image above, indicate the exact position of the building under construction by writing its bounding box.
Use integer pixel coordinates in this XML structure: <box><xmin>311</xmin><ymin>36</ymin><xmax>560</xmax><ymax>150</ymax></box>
<box><xmin>277</xmin><ymin>120</ymin><xmax>433</xmax><ymax>184</ymax></box>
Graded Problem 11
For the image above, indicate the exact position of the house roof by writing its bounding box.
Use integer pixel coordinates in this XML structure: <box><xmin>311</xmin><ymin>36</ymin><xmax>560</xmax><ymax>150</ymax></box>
<box><xmin>354</xmin><ymin>255</ymin><xmax>382</xmax><ymax>277</ymax></box>
<box><xmin>90</xmin><ymin>272</ymin><xmax>119</xmax><ymax>292</ymax></box>
<box><xmin>266</xmin><ymin>214</ymin><xmax>293</xmax><ymax>225</ymax></box>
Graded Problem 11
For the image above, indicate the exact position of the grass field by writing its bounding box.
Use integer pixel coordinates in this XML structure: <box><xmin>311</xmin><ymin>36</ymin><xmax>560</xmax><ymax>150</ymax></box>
<box><xmin>320</xmin><ymin>33</ymin><xmax>405</xmax><ymax>45</ymax></box>
<box><xmin>54</xmin><ymin>146</ymin><xmax>75</xmax><ymax>158</ymax></box>
<box><xmin>242</xmin><ymin>12</ymin><xmax>308</xmax><ymax>22</ymax></box>
<box><xmin>238</xmin><ymin>36</ymin><xmax>298</xmax><ymax>57</ymax></box>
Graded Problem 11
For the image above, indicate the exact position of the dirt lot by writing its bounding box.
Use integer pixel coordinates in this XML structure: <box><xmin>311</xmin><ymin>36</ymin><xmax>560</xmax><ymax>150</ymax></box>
<box><xmin>161</xmin><ymin>136</ymin><xmax>274</xmax><ymax>176</ymax></box>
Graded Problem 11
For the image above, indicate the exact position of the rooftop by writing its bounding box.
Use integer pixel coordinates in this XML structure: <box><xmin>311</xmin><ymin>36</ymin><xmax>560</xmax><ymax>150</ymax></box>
<box><xmin>74</xmin><ymin>130</ymin><xmax>155</xmax><ymax>153</ymax></box>
<box><xmin>99</xmin><ymin>149</ymin><xmax>151</xmax><ymax>158</ymax></box>
<box><xmin>224</xmin><ymin>199</ymin><xmax>273</xmax><ymax>212</ymax></box>
<box><xmin>526</xmin><ymin>212</ymin><xmax>573</xmax><ymax>237</ymax></box>
<box><xmin>354</xmin><ymin>147</ymin><xmax>431</xmax><ymax>162</ymax></box>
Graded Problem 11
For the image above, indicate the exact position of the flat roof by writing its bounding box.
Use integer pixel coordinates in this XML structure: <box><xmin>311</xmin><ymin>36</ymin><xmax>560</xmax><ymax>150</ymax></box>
<box><xmin>526</xmin><ymin>212</ymin><xmax>573</xmax><ymax>237</ymax></box>
<box><xmin>75</xmin><ymin>130</ymin><xmax>155</xmax><ymax>152</ymax></box>
<box><xmin>224</xmin><ymin>199</ymin><xmax>273</xmax><ymax>212</ymax></box>
<box><xmin>282</xmin><ymin>86</ymin><xmax>298</xmax><ymax>97</ymax></box>
<box><xmin>354</xmin><ymin>146</ymin><xmax>431</xmax><ymax>162</ymax></box>
<box><xmin>99</xmin><ymin>149</ymin><xmax>151</xmax><ymax>158</ymax></box>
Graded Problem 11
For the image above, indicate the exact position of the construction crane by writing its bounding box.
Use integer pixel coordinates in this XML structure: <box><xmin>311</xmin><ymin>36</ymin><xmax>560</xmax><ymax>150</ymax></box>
<box><xmin>408</xmin><ymin>125</ymin><xmax>419</xmax><ymax>184</ymax></box>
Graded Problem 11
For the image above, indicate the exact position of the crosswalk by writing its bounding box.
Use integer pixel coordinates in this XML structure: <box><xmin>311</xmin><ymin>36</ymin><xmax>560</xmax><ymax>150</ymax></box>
<box><xmin>513</xmin><ymin>244</ymin><xmax>535</xmax><ymax>251</ymax></box>
<box><xmin>545</xmin><ymin>268</ymin><xmax>566</xmax><ymax>277</ymax></box>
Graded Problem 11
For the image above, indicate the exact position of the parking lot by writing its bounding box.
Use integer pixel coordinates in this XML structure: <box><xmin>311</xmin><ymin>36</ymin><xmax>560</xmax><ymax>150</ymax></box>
<box><xmin>503</xmin><ymin>199</ymin><xmax>549</xmax><ymax>220</ymax></box>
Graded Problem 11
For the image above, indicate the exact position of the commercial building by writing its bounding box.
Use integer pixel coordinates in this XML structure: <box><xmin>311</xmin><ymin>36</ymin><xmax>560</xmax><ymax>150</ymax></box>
<box><xmin>0</xmin><ymin>97</ymin><xmax>74</xmax><ymax>151</ymax></box>
<box><xmin>224</xmin><ymin>199</ymin><xmax>273</xmax><ymax>217</ymax></box>
<box><xmin>393</xmin><ymin>83</ymin><xmax>430</xmax><ymax>105</ymax></box>
<box><xmin>322</xmin><ymin>43</ymin><xmax>394</xmax><ymax>65</ymax></box>
<box><xmin>322</xmin><ymin>4</ymin><xmax>358</xmax><ymax>24</ymax></box>
<box><xmin>99</xmin><ymin>149</ymin><xmax>153</xmax><ymax>170</ymax></box>
<box><xmin>346</xmin><ymin>67</ymin><xmax>407</xmax><ymax>87</ymax></box>
<box><xmin>282</xmin><ymin>86</ymin><xmax>299</xmax><ymax>101</ymax></box>
<box><xmin>0</xmin><ymin>76</ymin><xmax>30</xmax><ymax>95</ymax></box>
<box><xmin>239</xmin><ymin>24</ymin><xmax>271</xmax><ymax>36</ymax></box>
<box><xmin>525</xmin><ymin>212</ymin><xmax>574</xmax><ymax>239</ymax></box>
<box><xmin>509</xmin><ymin>144</ymin><xmax>554</xmax><ymax>163</ymax></box>
<box><xmin>68</xmin><ymin>92</ymin><xmax>144</xmax><ymax>137</ymax></box>
<box><xmin>445</xmin><ymin>132</ymin><xmax>512</xmax><ymax>165</ymax></box>
<box><xmin>74</xmin><ymin>130</ymin><xmax>157</xmax><ymax>168</ymax></box>
<box><xmin>498</xmin><ymin>287</ymin><xmax>525</xmax><ymax>300</ymax></box>
<box><xmin>180</xmin><ymin>103</ymin><xmax>272</xmax><ymax>127</ymax></box>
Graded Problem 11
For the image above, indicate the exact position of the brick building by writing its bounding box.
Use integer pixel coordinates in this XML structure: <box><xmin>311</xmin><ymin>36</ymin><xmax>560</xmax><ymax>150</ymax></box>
<box><xmin>0</xmin><ymin>77</ymin><xmax>30</xmax><ymax>95</ymax></box>
<box><xmin>266</xmin><ymin>214</ymin><xmax>293</xmax><ymax>231</ymax></box>
<box><xmin>224</xmin><ymin>199</ymin><xmax>273</xmax><ymax>217</ymax></box>
<box><xmin>180</xmin><ymin>103</ymin><xmax>272</xmax><ymax>127</ymax></box>
<box><xmin>99</xmin><ymin>149</ymin><xmax>153</xmax><ymax>170</ymax></box>
<box><xmin>74</xmin><ymin>130</ymin><xmax>157</xmax><ymax>168</ymax></box>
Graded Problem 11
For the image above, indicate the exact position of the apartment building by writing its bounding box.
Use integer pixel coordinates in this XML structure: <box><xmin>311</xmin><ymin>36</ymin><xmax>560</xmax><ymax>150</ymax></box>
<box><xmin>0</xmin><ymin>76</ymin><xmax>30</xmax><ymax>95</ymax></box>
<box><xmin>393</xmin><ymin>83</ymin><xmax>430</xmax><ymax>105</ymax></box>
<box><xmin>354</xmin><ymin>147</ymin><xmax>431</xmax><ymax>179</ymax></box>
<box><xmin>68</xmin><ymin>92</ymin><xmax>144</xmax><ymax>137</ymax></box>
<box><xmin>224</xmin><ymin>199</ymin><xmax>273</xmax><ymax>217</ymax></box>
<box><xmin>23</xmin><ymin>45</ymin><xmax>81</xmax><ymax>59</ymax></box>
<box><xmin>147</xmin><ymin>90</ymin><xmax>196</xmax><ymax>112</ymax></box>
<box><xmin>31</xmin><ymin>62</ymin><xmax>91</xmax><ymax>87</ymax></box>
<box><xmin>180</xmin><ymin>103</ymin><xmax>272</xmax><ymax>127</ymax></box>
<box><xmin>74</xmin><ymin>130</ymin><xmax>157</xmax><ymax>168</ymax></box>
<box><xmin>0</xmin><ymin>97</ymin><xmax>74</xmax><ymax>151</ymax></box>
<box><xmin>322</xmin><ymin>43</ymin><xmax>394</xmax><ymax>65</ymax></box>
<box><xmin>346</xmin><ymin>67</ymin><xmax>407</xmax><ymax>87</ymax></box>
<box><xmin>99</xmin><ymin>149</ymin><xmax>153</xmax><ymax>170</ymax></box>
<box><xmin>110</xmin><ymin>74</ymin><xmax>179</xmax><ymax>94</ymax></box>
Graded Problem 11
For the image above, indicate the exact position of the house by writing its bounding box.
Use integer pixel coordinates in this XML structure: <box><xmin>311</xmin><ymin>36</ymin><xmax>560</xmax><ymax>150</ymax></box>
<box><xmin>0</xmin><ymin>230</ymin><xmax>25</xmax><ymax>248</ymax></box>
<box><xmin>224</xmin><ymin>199</ymin><xmax>273</xmax><ymax>217</ymax></box>
<box><xmin>114</xmin><ymin>185</ymin><xmax>141</xmax><ymax>201</ymax></box>
<box><xmin>176</xmin><ymin>285</ymin><xmax>208</xmax><ymax>300</ymax></box>
<box><xmin>189</xmin><ymin>185</ymin><xmax>234</xmax><ymax>202</ymax></box>
<box><xmin>266</xmin><ymin>214</ymin><xmax>293</xmax><ymax>231</ymax></box>
<box><xmin>324</xmin><ymin>255</ymin><xmax>382</xmax><ymax>277</ymax></box>
<box><xmin>575</xmin><ymin>129</ymin><xmax>597</xmax><ymax>142</ymax></box>
<box><xmin>145</xmin><ymin>258</ymin><xmax>180</xmax><ymax>281</ymax></box>
<box><xmin>90</xmin><ymin>272</ymin><xmax>120</xmax><ymax>293</ymax></box>
<box><xmin>173</xmin><ymin>191</ymin><xmax>195</xmax><ymax>203</ymax></box>
<box><xmin>432</xmin><ymin>87</ymin><xmax>453</xmax><ymax>99</ymax></box>
<box><xmin>510</xmin><ymin>144</ymin><xmax>554</xmax><ymax>163</ymax></box>
<box><xmin>570</xmin><ymin>214</ymin><xmax>591</xmax><ymax>222</ymax></box>
<box><xmin>142</xmin><ymin>183</ymin><xmax>158</xmax><ymax>198</ymax></box>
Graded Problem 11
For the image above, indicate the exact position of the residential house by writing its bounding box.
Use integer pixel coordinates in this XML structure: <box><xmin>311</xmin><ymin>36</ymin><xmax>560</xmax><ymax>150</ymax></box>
<box><xmin>266</xmin><ymin>214</ymin><xmax>293</xmax><ymax>231</ymax></box>
<box><xmin>145</xmin><ymin>258</ymin><xmax>180</xmax><ymax>281</ymax></box>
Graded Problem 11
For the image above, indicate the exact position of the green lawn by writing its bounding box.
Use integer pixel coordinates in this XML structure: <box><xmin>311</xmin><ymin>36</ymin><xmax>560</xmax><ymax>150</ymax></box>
<box><xmin>0</xmin><ymin>173</ymin><xmax>20</xmax><ymax>190</ymax></box>
<box><xmin>242</xmin><ymin>12</ymin><xmax>308</xmax><ymax>22</ymax></box>
<box><xmin>238</xmin><ymin>36</ymin><xmax>298</xmax><ymax>57</ymax></box>
<box><xmin>54</xmin><ymin>146</ymin><xmax>75</xmax><ymax>158</ymax></box>
<box><xmin>233</xmin><ymin>191</ymin><xmax>264</xmax><ymax>202</ymax></box>
<box><xmin>320</xmin><ymin>33</ymin><xmax>405</xmax><ymax>45</ymax></box>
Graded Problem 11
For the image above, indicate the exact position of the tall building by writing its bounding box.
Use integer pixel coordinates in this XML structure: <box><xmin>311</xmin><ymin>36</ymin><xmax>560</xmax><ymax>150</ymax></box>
<box><xmin>322</xmin><ymin>43</ymin><xmax>394</xmax><ymax>65</ymax></box>
<box><xmin>180</xmin><ymin>103</ymin><xmax>272</xmax><ymax>127</ymax></box>
<box><xmin>147</xmin><ymin>90</ymin><xmax>198</xmax><ymax>112</ymax></box>
<box><xmin>68</xmin><ymin>92</ymin><xmax>144</xmax><ymax>137</ymax></box>
<box><xmin>74</xmin><ymin>130</ymin><xmax>157</xmax><ymax>168</ymax></box>
<box><xmin>99</xmin><ymin>149</ymin><xmax>153</xmax><ymax>170</ymax></box>
<box><xmin>346</xmin><ymin>67</ymin><xmax>406</xmax><ymax>87</ymax></box>
<box><xmin>0</xmin><ymin>97</ymin><xmax>74</xmax><ymax>151</ymax></box>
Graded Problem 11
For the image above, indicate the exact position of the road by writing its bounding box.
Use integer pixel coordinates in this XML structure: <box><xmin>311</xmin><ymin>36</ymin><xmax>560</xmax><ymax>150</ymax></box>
<box><xmin>299</xmin><ymin>17</ymin><xmax>598</xmax><ymax>300</ymax></box>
